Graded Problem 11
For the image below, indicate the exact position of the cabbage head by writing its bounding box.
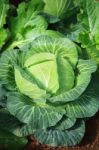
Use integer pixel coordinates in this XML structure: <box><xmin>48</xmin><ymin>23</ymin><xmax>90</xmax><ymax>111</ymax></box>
<box><xmin>0</xmin><ymin>35</ymin><xmax>98</xmax><ymax>147</ymax></box>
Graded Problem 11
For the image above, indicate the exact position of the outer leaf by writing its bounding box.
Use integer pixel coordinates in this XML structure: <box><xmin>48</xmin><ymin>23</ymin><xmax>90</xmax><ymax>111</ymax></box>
<box><xmin>10</xmin><ymin>1</ymin><xmax>47</xmax><ymax>34</ymax></box>
<box><xmin>7</xmin><ymin>29</ymin><xmax>64</xmax><ymax>49</ymax></box>
<box><xmin>68</xmin><ymin>0</ymin><xmax>99</xmax><ymax>44</ymax></box>
<box><xmin>0</xmin><ymin>85</ymin><xmax>7</xmax><ymax>107</ymax></box>
<box><xmin>67</xmin><ymin>0</ymin><xmax>99</xmax><ymax>66</ymax></box>
<box><xmin>0</xmin><ymin>109</ymin><xmax>32</xmax><ymax>137</ymax></box>
<box><xmin>0</xmin><ymin>108</ymin><xmax>84</xmax><ymax>147</ymax></box>
<box><xmin>91</xmin><ymin>75</ymin><xmax>99</xmax><ymax>99</ymax></box>
<box><xmin>15</xmin><ymin>116</ymin><xmax>76</xmax><ymax>137</ymax></box>
<box><xmin>34</xmin><ymin>120</ymin><xmax>85</xmax><ymax>147</ymax></box>
<box><xmin>0</xmin><ymin>112</ymin><xmax>75</xmax><ymax>139</ymax></box>
<box><xmin>31</xmin><ymin>0</ymin><xmax>43</xmax><ymax>5</ymax></box>
<box><xmin>84</xmin><ymin>45</ymin><xmax>99</xmax><ymax>67</ymax></box>
<box><xmin>8</xmin><ymin>1</ymin><xmax>48</xmax><ymax>49</ymax></box>
<box><xmin>7</xmin><ymin>92</ymin><xmax>65</xmax><ymax>129</ymax></box>
<box><xmin>0</xmin><ymin>0</ymin><xmax>9</xmax><ymax>49</ymax></box>
<box><xmin>0</xmin><ymin>109</ymin><xmax>23</xmax><ymax>136</ymax></box>
<box><xmin>0</xmin><ymin>0</ymin><xmax>9</xmax><ymax>28</ymax></box>
<box><xmin>0</xmin><ymin>50</ymin><xmax>18</xmax><ymax>90</ymax></box>
<box><xmin>65</xmin><ymin>88</ymin><xmax>99</xmax><ymax>118</ymax></box>
<box><xmin>67</xmin><ymin>23</ymin><xmax>86</xmax><ymax>43</ymax></box>
<box><xmin>48</xmin><ymin>59</ymin><xmax>97</xmax><ymax>104</ymax></box>
<box><xmin>43</xmin><ymin>0</ymin><xmax>72</xmax><ymax>21</ymax></box>
<box><xmin>21</xmin><ymin>29</ymin><xmax>64</xmax><ymax>49</ymax></box>
<box><xmin>0</xmin><ymin>28</ymin><xmax>8</xmax><ymax>49</ymax></box>
<box><xmin>0</xmin><ymin>129</ymin><xmax>27</xmax><ymax>150</ymax></box>
<box><xmin>53</xmin><ymin>116</ymin><xmax>76</xmax><ymax>130</ymax></box>
<box><xmin>85</xmin><ymin>0</ymin><xmax>99</xmax><ymax>45</ymax></box>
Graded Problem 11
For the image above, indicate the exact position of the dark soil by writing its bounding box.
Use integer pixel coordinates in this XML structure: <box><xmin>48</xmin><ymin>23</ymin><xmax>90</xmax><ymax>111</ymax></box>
<box><xmin>24</xmin><ymin>113</ymin><xmax>99</xmax><ymax>150</ymax></box>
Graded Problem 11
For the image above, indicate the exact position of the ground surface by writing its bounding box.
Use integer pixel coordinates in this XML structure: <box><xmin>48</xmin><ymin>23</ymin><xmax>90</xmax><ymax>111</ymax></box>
<box><xmin>24</xmin><ymin>113</ymin><xmax>99</xmax><ymax>150</ymax></box>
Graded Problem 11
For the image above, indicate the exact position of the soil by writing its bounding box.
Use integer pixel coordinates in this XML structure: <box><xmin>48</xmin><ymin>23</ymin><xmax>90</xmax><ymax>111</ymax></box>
<box><xmin>24</xmin><ymin>113</ymin><xmax>99</xmax><ymax>150</ymax></box>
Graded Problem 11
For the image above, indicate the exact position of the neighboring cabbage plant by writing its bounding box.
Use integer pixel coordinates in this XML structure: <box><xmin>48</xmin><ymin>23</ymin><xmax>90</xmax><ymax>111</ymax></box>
<box><xmin>42</xmin><ymin>0</ymin><xmax>81</xmax><ymax>23</ymax></box>
<box><xmin>0</xmin><ymin>35</ymin><xmax>98</xmax><ymax>147</ymax></box>
<box><xmin>67</xmin><ymin>0</ymin><xmax>99</xmax><ymax>69</ymax></box>
<box><xmin>0</xmin><ymin>0</ymin><xmax>9</xmax><ymax>50</ymax></box>
<box><xmin>7</xmin><ymin>0</ymin><xmax>48</xmax><ymax>49</ymax></box>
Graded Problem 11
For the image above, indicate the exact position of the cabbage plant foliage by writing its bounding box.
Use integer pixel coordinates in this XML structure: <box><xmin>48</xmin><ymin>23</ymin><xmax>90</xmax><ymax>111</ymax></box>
<box><xmin>0</xmin><ymin>35</ymin><xmax>98</xmax><ymax>146</ymax></box>
<box><xmin>0</xmin><ymin>0</ymin><xmax>99</xmax><ymax>148</ymax></box>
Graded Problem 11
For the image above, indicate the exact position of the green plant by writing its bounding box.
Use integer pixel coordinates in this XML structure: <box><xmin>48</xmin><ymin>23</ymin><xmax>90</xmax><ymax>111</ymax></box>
<box><xmin>0</xmin><ymin>35</ymin><xmax>99</xmax><ymax>146</ymax></box>
<box><xmin>0</xmin><ymin>0</ymin><xmax>99</xmax><ymax>148</ymax></box>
